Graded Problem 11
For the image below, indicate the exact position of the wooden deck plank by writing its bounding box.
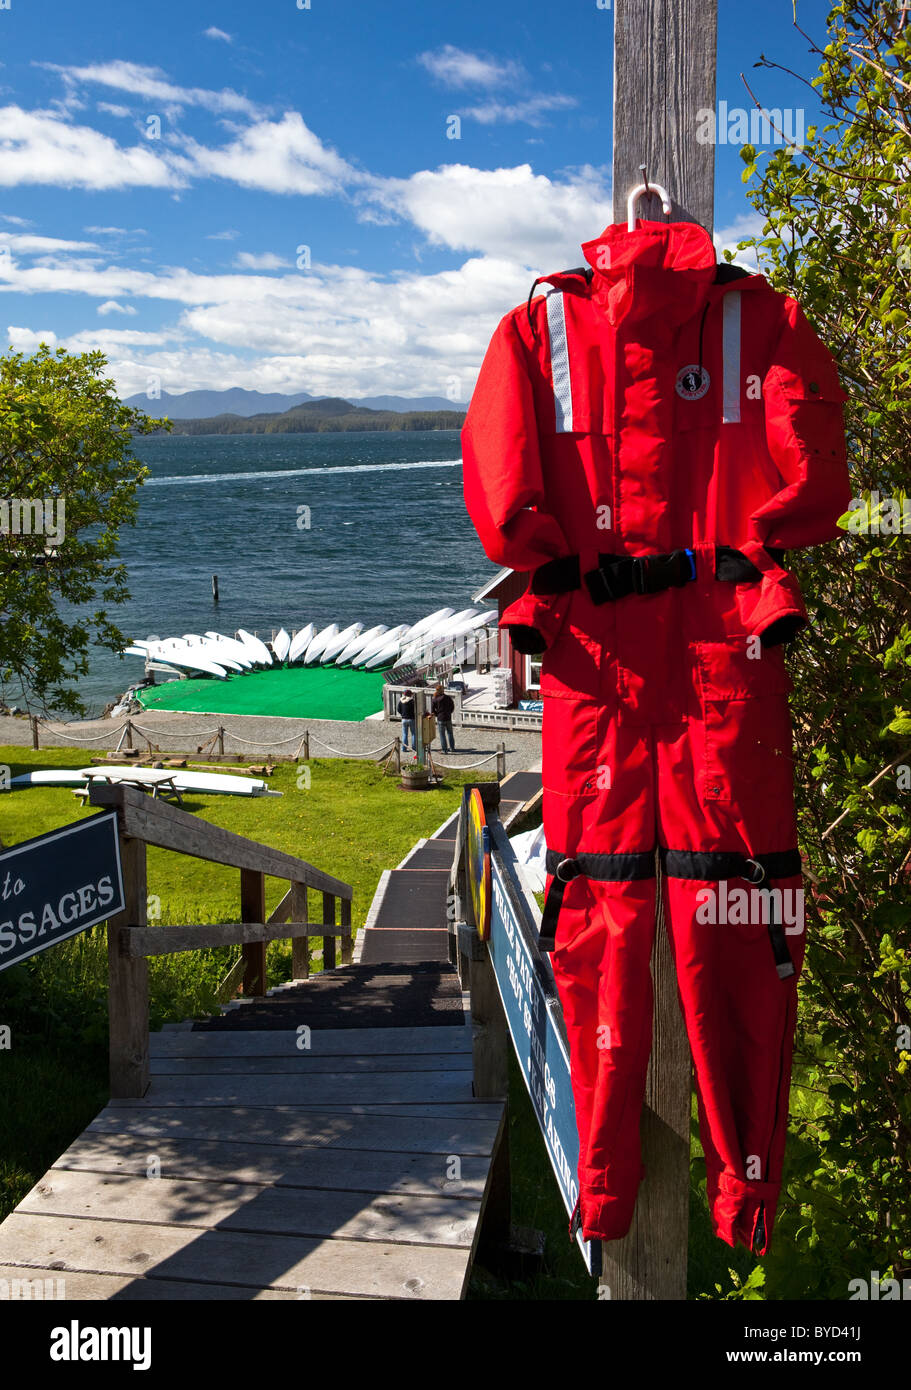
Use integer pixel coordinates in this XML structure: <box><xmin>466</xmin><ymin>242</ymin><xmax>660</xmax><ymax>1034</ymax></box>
<box><xmin>53</xmin><ymin>1133</ymin><xmax>491</xmax><ymax>1199</ymax></box>
<box><xmin>150</xmin><ymin>1025</ymin><xmax>470</xmax><ymax>1057</ymax></box>
<box><xmin>0</xmin><ymin>1214</ymin><xmax>469</xmax><ymax>1299</ymax></box>
<box><xmin>18</xmin><ymin>1170</ymin><xmax>481</xmax><ymax>1247</ymax></box>
<box><xmin>149</xmin><ymin>1054</ymin><xmax>471</xmax><ymax>1076</ymax></box>
<box><xmin>85</xmin><ymin>1105</ymin><xmax>502</xmax><ymax>1152</ymax></box>
<box><xmin>109</xmin><ymin>1070</ymin><xmax>474</xmax><ymax>1107</ymax></box>
<box><xmin>0</xmin><ymin>1266</ymin><xmax>357</xmax><ymax>1300</ymax></box>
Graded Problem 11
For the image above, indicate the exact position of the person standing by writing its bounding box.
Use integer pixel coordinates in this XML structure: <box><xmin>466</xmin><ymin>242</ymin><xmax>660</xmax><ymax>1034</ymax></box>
<box><xmin>397</xmin><ymin>689</ymin><xmax>417</xmax><ymax>751</ymax></box>
<box><xmin>431</xmin><ymin>682</ymin><xmax>456</xmax><ymax>752</ymax></box>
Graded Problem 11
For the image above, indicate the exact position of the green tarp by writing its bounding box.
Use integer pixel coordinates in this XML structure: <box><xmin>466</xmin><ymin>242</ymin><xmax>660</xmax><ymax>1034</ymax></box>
<box><xmin>136</xmin><ymin>663</ymin><xmax>387</xmax><ymax>721</ymax></box>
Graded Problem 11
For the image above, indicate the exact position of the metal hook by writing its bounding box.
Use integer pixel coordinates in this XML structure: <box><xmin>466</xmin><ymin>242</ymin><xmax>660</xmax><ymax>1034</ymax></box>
<box><xmin>627</xmin><ymin>173</ymin><xmax>672</xmax><ymax>232</ymax></box>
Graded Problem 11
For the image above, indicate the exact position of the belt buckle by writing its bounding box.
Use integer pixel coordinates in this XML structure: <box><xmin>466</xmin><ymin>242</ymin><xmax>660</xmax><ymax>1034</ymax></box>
<box><xmin>584</xmin><ymin>565</ymin><xmax>615</xmax><ymax>605</ymax></box>
<box><xmin>631</xmin><ymin>556</ymin><xmax>649</xmax><ymax>595</ymax></box>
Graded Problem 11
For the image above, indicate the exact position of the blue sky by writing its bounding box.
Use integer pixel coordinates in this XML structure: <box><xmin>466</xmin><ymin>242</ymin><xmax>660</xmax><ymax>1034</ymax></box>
<box><xmin>0</xmin><ymin>0</ymin><xmax>835</xmax><ymax>405</ymax></box>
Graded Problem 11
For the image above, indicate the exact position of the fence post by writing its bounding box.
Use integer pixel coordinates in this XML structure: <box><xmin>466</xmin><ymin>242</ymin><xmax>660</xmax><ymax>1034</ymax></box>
<box><xmin>125</xmin><ymin>718</ymin><xmax>133</xmax><ymax>751</ymax></box>
<box><xmin>340</xmin><ymin>895</ymin><xmax>353</xmax><ymax>965</ymax></box>
<box><xmin>496</xmin><ymin>741</ymin><xmax>506</xmax><ymax>780</ymax></box>
<box><xmin>30</xmin><ymin>714</ymin><xmax>39</xmax><ymax>750</ymax></box>
<box><xmin>597</xmin><ymin>0</ymin><xmax>716</xmax><ymax>1300</ymax></box>
<box><xmin>241</xmin><ymin>868</ymin><xmax>267</xmax><ymax>997</ymax></box>
<box><xmin>394</xmin><ymin>736</ymin><xmax>401</xmax><ymax>773</ymax></box>
<box><xmin>303</xmin><ymin>730</ymin><xmax>309</xmax><ymax>760</ymax></box>
<box><xmin>291</xmin><ymin>879</ymin><xmax>309</xmax><ymax>980</ymax></box>
<box><xmin>107</xmin><ymin>834</ymin><xmax>150</xmax><ymax>1098</ymax></box>
<box><xmin>322</xmin><ymin>892</ymin><xmax>337</xmax><ymax>970</ymax></box>
<box><xmin>217</xmin><ymin>725</ymin><xmax>225</xmax><ymax>756</ymax></box>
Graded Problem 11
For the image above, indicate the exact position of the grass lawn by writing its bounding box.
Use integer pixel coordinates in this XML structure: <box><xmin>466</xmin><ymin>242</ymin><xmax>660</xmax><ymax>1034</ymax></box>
<box><xmin>0</xmin><ymin>745</ymin><xmax>494</xmax><ymax>1225</ymax></box>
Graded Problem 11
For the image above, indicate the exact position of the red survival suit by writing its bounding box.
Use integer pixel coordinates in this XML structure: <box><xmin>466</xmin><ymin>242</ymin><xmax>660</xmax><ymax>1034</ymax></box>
<box><xmin>461</xmin><ymin>219</ymin><xmax>850</xmax><ymax>1256</ymax></box>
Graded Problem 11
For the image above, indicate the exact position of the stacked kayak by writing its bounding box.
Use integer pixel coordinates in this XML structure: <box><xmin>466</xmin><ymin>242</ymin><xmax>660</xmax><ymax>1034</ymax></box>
<box><xmin>123</xmin><ymin>607</ymin><xmax>500</xmax><ymax>679</ymax></box>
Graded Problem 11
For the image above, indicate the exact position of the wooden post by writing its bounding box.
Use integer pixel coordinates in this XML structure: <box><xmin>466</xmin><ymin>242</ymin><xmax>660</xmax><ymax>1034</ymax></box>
<box><xmin>393</xmin><ymin>736</ymin><xmax>401</xmax><ymax>773</ymax></box>
<box><xmin>125</xmin><ymin>719</ymin><xmax>133</xmax><ymax>751</ymax></box>
<box><xmin>241</xmin><ymin>867</ymin><xmax>267</xmax><ymax>997</ymax></box>
<box><xmin>212</xmin><ymin>573</ymin><xmax>219</xmax><ymax>602</ymax></box>
<box><xmin>107</xmin><ymin>835</ymin><xmax>150</xmax><ymax>1098</ymax></box>
<box><xmin>30</xmin><ymin>714</ymin><xmax>39</xmax><ymax>750</ymax></box>
<box><xmin>600</xmin><ymin>0</ymin><xmax>717</xmax><ymax>1301</ymax></box>
<box><xmin>217</xmin><ymin>726</ymin><xmax>225</xmax><ymax>756</ymax></box>
<box><xmin>340</xmin><ymin>895</ymin><xmax>353</xmax><ymax>965</ymax></box>
<box><xmin>322</xmin><ymin>891</ymin><xmax>337</xmax><ymax>971</ymax></box>
<box><xmin>291</xmin><ymin>879</ymin><xmax>309</xmax><ymax>980</ymax></box>
<box><xmin>303</xmin><ymin>730</ymin><xmax>310</xmax><ymax>760</ymax></box>
<box><xmin>496</xmin><ymin>741</ymin><xmax>506</xmax><ymax>780</ymax></box>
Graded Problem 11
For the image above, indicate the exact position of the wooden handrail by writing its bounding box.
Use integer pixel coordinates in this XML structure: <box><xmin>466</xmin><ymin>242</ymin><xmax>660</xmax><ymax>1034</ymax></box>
<box><xmin>118</xmin><ymin>920</ymin><xmax>353</xmax><ymax>957</ymax></box>
<box><xmin>89</xmin><ymin>782</ymin><xmax>351</xmax><ymax>897</ymax></box>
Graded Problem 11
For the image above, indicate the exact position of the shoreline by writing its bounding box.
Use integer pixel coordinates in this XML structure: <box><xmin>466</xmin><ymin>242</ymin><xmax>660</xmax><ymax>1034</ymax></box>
<box><xmin>0</xmin><ymin>711</ymin><xmax>542</xmax><ymax>774</ymax></box>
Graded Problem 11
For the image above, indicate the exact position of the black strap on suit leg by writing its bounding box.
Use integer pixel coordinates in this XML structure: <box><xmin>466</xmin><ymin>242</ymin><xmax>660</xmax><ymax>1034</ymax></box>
<box><xmin>538</xmin><ymin>849</ymin><xmax>657</xmax><ymax>953</ymax></box>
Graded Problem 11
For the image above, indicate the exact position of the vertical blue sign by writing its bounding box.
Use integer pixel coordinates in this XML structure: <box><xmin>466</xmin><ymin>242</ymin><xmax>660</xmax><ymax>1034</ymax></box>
<box><xmin>486</xmin><ymin>826</ymin><xmax>598</xmax><ymax>1276</ymax></box>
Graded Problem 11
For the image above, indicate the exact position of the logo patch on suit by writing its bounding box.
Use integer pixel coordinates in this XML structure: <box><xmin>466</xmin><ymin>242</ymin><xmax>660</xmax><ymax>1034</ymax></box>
<box><xmin>676</xmin><ymin>365</ymin><xmax>710</xmax><ymax>400</ymax></box>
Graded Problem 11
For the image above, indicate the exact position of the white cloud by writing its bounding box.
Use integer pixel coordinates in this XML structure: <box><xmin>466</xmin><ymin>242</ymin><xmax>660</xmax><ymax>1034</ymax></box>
<box><xmin>0</xmin><ymin>230</ymin><xmax>100</xmax><ymax>254</ymax></box>
<box><xmin>417</xmin><ymin>45</ymin><xmax>523</xmax><ymax>89</ymax></box>
<box><xmin>6</xmin><ymin>326</ymin><xmax>59</xmax><ymax>352</ymax></box>
<box><xmin>207</xmin><ymin>229</ymin><xmax>241</xmax><ymax>241</ymax></box>
<box><xmin>38</xmin><ymin>60</ymin><xmax>262</xmax><ymax>118</ymax></box>
<box><xmin>182</xmin><ymin>112</ymin><xmax>357</xmax><ymax>195</ymax></box>
<box><xmin>233</xmin><ymin>252</ymin><xmax>291</xmax><ymax>270</ymax></box>
<box><xmin>205</xmin><ymin>28</ymin><xmax>233</xmax><ymax>43</ymax></box>
<box><xmin>362</xmin><ymin>162</ymin><xmax>612</xmax><ymax>265</ymax></box>
<box><xmin>0</xmin><ymin>105</ymin><xmax>182</xmax><ymax>190</ymax></box>
<box><xmin>97</xmin><ymin>300</ymin><xmax>138</xmax><ymax>315</ymax></box>
<box><xmin>714</xmin><ymin>212</ymin><xmax>767</xmax><ymax>270</ymax></box>
<box><xmin>97</xmin><ymin>102</ymin><xmax>132</xmax><ymax>118</ymax></box>
<box><xmin>460</xmin><ymin>94</ymin><xmax>577</xmax><ymax>127</ymax></box>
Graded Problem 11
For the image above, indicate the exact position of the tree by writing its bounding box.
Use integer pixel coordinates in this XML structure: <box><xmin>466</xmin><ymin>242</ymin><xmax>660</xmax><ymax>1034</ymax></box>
<box><xmin>728</xmin><ymin>0</ymin><xmax>911</xmax><ymax>1296</ymax></box>
<box><xmin>0</xmin><ymin>343</ymin><xmax>165</xmax><ymax>716</ymax></box>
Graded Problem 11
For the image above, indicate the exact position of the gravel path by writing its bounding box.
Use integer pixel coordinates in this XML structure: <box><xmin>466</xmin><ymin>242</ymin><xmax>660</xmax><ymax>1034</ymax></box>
<box><xmin>0</xmin><ymin>711</ymin><xmax>542</xmax><ymax>775</ymax></box>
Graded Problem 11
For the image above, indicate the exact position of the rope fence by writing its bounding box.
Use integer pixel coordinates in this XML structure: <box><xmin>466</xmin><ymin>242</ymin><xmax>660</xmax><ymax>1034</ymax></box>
<box><xmin>29</xmin><ymin>716</ymin><xmax>507</xmax><ymax>777</ymax></box>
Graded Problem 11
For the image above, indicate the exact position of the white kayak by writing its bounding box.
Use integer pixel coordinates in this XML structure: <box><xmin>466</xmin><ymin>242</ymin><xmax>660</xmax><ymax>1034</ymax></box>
<box><xmin>335</xmin><ymin>624</ymin><xmax>388</xmax><ymax>665</ymax></box>
<box><xmin>10</xmin><ymin>770</ymin><xmax>90</xmax><ymax>787</ymax></box>
<box><xmin>271</xmin><ymin>628</ymin><xmax>291</xmax><ymax>663</ymax></box>
<box><xmin>303</xmin><ymin>622</ymin><xmax>340</xmax><ymax>664</ymax></box>
<box><xmin>353</xmin><ymin>624</ymin><xmax>409</xmax><ymax>668</ymax></box>
<box><xmin>138</xmin><ymin>639</ymin><xmax>228</xmax><ymax>679</ymax></box>
<box><xmin>181</xmin><ymin>636</ymin><xmax>243</xmax><ymax>672</ymax></box>
<box><xmin>78</xmin><ymin>766</ymin><xmax>278</xmax><ymax>797</ymax></box>
<box><xmin>236</xmin><ymin>629</ymin><xmax>273</xmax><ymax>665</ymax></box>
<box><xmin>287</xmin><ymin>623</ymin><xmax>318</xmax><ymax>663</ymax></box>
<box><xmin>205</xmin><ymin>633</ymin><xmax>254</xmax><ymax>668</ymax></box>
<box><xmin>320</xmin><ymin>622</ymin><xmax>364</xmax><ymax>664</ymax></box>
<box><xmin>363</xmin><ymin>636</ymin><xmax>409</xmax><ymax>670</ymax></box>
<box><xmin>401</xmin><ymin>607</ymin><xmax>455</xmax><ymax>642</ymax></box>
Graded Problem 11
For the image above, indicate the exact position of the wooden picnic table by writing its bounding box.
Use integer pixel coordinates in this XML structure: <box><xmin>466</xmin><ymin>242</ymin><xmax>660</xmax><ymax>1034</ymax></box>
<box><xmin>75</xmin><ymin>767</ymin><xmax>184</xmax><ymax>805</ymax></box>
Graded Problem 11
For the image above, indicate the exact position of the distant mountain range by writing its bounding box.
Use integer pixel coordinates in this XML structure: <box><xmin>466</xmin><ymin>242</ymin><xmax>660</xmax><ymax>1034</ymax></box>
<box><xmin>124</xmin><ymin>386</ymin><xmax>469</xmax><ymax>419</ymax></box>
<box><xmin>147</xmin><ymin>395</ymin><xmax>466</xmax><ymax>436</ymax></box>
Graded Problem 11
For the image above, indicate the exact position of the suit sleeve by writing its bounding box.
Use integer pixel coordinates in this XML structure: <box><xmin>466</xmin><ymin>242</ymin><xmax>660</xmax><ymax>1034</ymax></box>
<box><xmin>738</xmin><ymin>298</ymin><xmax>852</xmax><ymax>645</ymax></box>
<box><xmin>461</xmin><ymin>312</ymin><xmax>567</xmax><ymax>570</ymax></box>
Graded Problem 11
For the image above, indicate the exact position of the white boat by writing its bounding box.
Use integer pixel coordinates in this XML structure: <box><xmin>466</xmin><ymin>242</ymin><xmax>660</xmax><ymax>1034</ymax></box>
<box><xmin>303</xmin><ymin>622</ymin><xmax>340</xmax><ymax>664</ymax></box>
<box><xmin>139</xmin><ymin>639</ymin><xmax>228</xmax><ymax>679</ymax></box>
<box><xmin>353</xmin><ymin>624</ymin><xmax>409</xmax><ymax>667</ymax></box>
<box><xmin>320</xmin><ymin>622</ymin><xmax>364</xmax><ymax>664</ymax></box>
<box><xmin>335</xmin><ymin>624</ymin><xmax>388</xmax><ymax>665</ymax></box>
<box><xmin>181</xmin><ymin>636</ymin><xmax>244</xmax><ymax>672</ymax></box>
<box><xmin>363</xmin><ymin>635</ymin><xmax>409</xmax><ymax>670</ymax></box>
<box><xmin>287</xmin><ymin>623</ymin><xmax>318</xmax><ymax>664</ymax></box>
<box><xmin>78</xmin><ymin>766</ymin><xmax>278</xmax><ymax>798</ymax></box>
<box><xmin>401</xmin><ymin>607</ymin><xmax>455</xmax><ymax>642</ymax></box>
<box><xmin>236</xmin><ymin>629</ymin><xmax>273</xmax><ymax>665</ymax></box>
<box><xmin>271</xmin><ymin>628</ymin><xmax>291</xmax><ymax>663</ymax></box>
<box><xmin>10</xmin><ymin>770</ymin><xmax>90</xmax><ymax>787</ymax></box>
<box><xmin>205</xmin><ymin>633</ymin><xmax>254</xmax><ymax>668</ymax></box>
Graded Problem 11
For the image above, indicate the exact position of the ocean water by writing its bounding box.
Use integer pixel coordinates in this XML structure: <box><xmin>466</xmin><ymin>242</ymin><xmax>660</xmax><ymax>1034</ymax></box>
<box><xmin>67</xmin><ymin>430</ymin><xmax>494</xmax><ymax>716</ymax></box>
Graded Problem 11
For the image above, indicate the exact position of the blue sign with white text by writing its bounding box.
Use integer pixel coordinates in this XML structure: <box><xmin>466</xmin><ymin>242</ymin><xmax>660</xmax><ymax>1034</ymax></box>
<box><xmin>0</xmin><ymin>812</ymin><xmax>125</xmax><ymax>972</ymax></box>
<box><xmin>487</xmin><ymin>847</ymin><xmax>597</xmax><ymax>1274</ymax></box>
